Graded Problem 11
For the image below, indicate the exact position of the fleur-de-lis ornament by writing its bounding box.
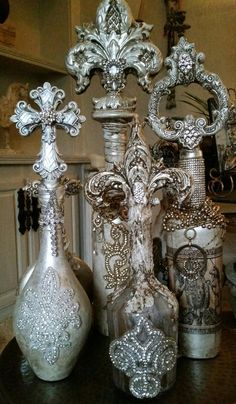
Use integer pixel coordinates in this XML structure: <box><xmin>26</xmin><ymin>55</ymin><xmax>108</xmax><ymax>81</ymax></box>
<box><xmin>85</xmin><ymin>117</ymin><xmax>192</xmax><ymax>398</ymax></box>
<box><xmin>11</xmin><ymin>83</ymin><xmax>92</xmax><ymax>381</ymax></box>
<box><xmin>66</xmin><ymin>0</ymin><xmax>162</xmax><ymax>96</ymax></box>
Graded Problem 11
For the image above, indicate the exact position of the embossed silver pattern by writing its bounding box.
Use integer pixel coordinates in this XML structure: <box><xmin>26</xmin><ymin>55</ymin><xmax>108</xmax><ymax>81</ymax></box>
<box><xmin>148</xmin><ymin>37</ymin><xmax>229</xmax><ymax>147</ymax></box>
<box><xmin>103</xmin><ymin>222</ymin><xmax>130</xmax><ymax>290</ymax></box>
<box><xmin>11</xmin><ymin>82</ymin><xmax>85</xmax><ymax>180</ymax></box>
<box><xmin>67</xmin><ymin>0</ymin><xmax>163</xmax><ymax>336</ymax></box>
<box><xmin>66</xmin><ymin>0</ymin><xmax>162</xmax><ymax>95</ymax></box>
<box><xmin>86</xmin><ymin>120</ymin><xmax>190</xmax><ymax>397</ymax></box>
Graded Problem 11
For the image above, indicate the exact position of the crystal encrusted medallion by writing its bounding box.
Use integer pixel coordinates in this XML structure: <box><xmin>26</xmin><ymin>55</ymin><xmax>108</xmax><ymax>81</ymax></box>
<box><xmin>109</xmin><ymin>316</ymin><xmax>177</xmax><ymax>399</ymax></box>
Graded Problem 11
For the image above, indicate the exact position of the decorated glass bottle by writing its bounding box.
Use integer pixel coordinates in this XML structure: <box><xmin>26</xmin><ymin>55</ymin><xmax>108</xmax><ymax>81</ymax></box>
<box><xmin>18</xmin><ymin>178</ymin><xmax>93</xmax><ymax>301</ymax></box>
<box><xmin>85</xmin><ymin>119</ymin><xmax>191</xmax><ymax>398</ymax></box>
<box><xmin>148</xmin><ymin>37</ymin><xmax>229</xmax><ymax>358</ymax></box>
<box><xmin>66</xmin><ymin>0</ymin><xmax>162</xmax><ymax>335</ymax></box>
<box><xmin>11</xmin><ymin>82</ymin><xmax>92</xmax><ymax>381</ymax></box>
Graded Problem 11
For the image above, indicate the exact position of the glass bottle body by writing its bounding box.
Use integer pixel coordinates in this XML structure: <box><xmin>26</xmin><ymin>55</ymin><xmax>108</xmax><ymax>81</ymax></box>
<box><xmin>108</xmin><ymin>275</ymin><xmax>178</xmax><ymax>398</ymax></box>
<box><xmin>13</xmin><ymin>185</ymin><xmax>92</xmax><ymax>381</ymax></box>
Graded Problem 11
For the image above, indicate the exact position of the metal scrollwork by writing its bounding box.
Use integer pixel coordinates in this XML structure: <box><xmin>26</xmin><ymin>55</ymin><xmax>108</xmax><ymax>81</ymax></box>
<box><xmin>208</xmin><ymin>166</ymin><xmax>234</xmax><ymax>198</ymax></box>
<box><xmin>109</xmin><ymin>316</ymin><xmax>177</xmax><ymax>399</ymax></box>
<box><xmin>61</xmin><ymin>177</ymin><xmax>82</xmax><ymax>196</ymax></box>
<box><xmin>66</xmin><ymin>0</ymin><xmax>162</xmax><ymax>96</ymax></box>
<box><xmin>148</xmin><ymin>36</ymin><xmax>229</xmax><ymax>147</ymax></box>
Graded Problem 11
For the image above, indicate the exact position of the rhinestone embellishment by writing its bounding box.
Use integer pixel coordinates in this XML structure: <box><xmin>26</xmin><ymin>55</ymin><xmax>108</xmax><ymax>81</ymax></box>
<box><xmin>109</xmin><ymin>316</ymin><xmax>177</xmax><ymax>399</ymax></box>
<box><xmin>17</xmin><ymin>267</ymin><xmax>81</xmax><ymax>365</ymax></box>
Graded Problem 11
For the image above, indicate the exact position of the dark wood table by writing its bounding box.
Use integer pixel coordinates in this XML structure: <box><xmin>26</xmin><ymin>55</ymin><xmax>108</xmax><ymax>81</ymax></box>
<box><xmin>1</xmin><ymin>312</ymin><xmax>236</xmax><ymax>404</ymax></box>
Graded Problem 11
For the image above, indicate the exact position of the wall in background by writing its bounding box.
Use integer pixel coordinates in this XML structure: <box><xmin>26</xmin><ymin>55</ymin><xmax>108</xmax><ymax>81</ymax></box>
<box><xmin>0</xmin><ymin>0</ymin><xmax>235</xmax><ymax>159</ymax></box>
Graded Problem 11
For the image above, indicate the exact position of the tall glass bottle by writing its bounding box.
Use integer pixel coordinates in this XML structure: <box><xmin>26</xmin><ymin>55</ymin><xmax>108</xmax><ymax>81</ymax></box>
<box><xmin>11</xmin><ymin>82</ymin><xmax>92</xmax><ymax>381</ymax></box>
<box><xmin>85</xmin><ymin>120</ymin><xmax>191</xmax><ymax>398</ymax></box>
<box><xmin>163</xmin><ymin>147</ymin><xmax>226</xmax><ymax>358</ymax></box>
<box><xmin>66</xmin><ymin>0</ymin><xmax>162</xmax><ymax>335</ymax></box>
<box><xmin>148</xmin><ymin>37</ymin><xmax>229</xmax><ymax>358</ymax></box>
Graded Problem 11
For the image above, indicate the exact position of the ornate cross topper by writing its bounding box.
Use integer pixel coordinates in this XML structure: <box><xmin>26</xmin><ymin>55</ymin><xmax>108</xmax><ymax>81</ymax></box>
<box><xmin>148</xmin><ymin>36</ymin><xmax>229</xmax><ymax>149</ymax></box>
<box><xmin>11</xmin><ymin>82</ymin><xmax>86</xmax><ymax>180</ymax></box>
<box><xmin>66</xmin><ymin>0</ymin><xmax>162</xmax><ymax>96</ymax></box>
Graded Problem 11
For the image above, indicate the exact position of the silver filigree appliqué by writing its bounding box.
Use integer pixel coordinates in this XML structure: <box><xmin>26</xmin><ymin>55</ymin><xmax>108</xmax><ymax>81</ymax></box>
<box><xmin>17</xmin><ymin>267</ymin><xmax>81</xmax><ymax>365</ymax></box>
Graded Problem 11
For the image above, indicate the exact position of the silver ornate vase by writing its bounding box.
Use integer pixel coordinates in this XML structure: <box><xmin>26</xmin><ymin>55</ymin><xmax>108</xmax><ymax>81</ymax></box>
<box><xmin>11</xmin><ymin>82</ymin><xmax>92</xmax><ymax>381</ymax></box>
<box><xmin>85</xmin><ymin>120</ymin><xmax>191</xmax><ymax>398</ymax></box>
<box><xmin>66</xmin><ymin>0</ymin><xmax>162</xmax><ymax>335</ymax></box>
<box><xmin>148</xmin><ymin>37</ymin><xmax>229</xmax><ymax>358</ymax></box>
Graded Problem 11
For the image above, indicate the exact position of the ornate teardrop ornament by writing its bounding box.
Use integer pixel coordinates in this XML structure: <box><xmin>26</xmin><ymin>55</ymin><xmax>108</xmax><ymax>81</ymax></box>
<box><xmin>173</xmin><ymin>244</ymin><xmax>207</xmax><ymax>281</ymax></box>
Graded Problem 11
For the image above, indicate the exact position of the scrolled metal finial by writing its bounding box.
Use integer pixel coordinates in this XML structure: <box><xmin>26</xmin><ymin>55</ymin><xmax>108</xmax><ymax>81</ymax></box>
<box><xmin>66</xmin><ymin>0</ymin><xmax>162</xmax><ymax>95</ymax></box>
<box><xmin>148</xmin><ymin>36</ymin><xmax>229</xmax><ymax>149</ymax></box>
<box><xmin>11</xmin><ymin>82</ymin><xmax>86</xmax><ymax>180</ymax></box>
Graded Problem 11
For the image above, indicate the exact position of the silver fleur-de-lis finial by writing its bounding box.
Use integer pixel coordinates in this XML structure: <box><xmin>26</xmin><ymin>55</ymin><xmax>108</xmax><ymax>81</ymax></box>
<box><xmin>85</xmin><ymin>117</ymin><xmax>192</xmax><ymax>284</ymax></box>
<box><xmin>148</xmin><ymin>36</ymin><xmax>229</xmax><ymax>149</ymax></box>
<box><xmin>66</xmin><ymin>0</ymin><xmax>162</xmax><ymax>95</ymax></box>
<box><xmin>11</xmin><ymin>82</ymin><xmax>86</xmax><ymax>180</ymax></box>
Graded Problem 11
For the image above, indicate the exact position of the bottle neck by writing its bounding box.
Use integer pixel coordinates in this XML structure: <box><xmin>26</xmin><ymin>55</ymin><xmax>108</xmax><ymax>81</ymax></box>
<box><xmin>103</xmin><ymin>122</ymin><xmax>129</xmax><ymax>169</ymax></box>
<box><xmin>179</xmin><ymin>146</ymin><xmax>206</xmax><ymax>208</ymax></box>
<box><xmin>128</xmin><ymin>203</ymin><xmax>154</xmax><ymax>282</ymax></box>
<box><xmin>38</xmin><ymin>184</ymin><xmax>65</xmax><ymax>257</ymax></box>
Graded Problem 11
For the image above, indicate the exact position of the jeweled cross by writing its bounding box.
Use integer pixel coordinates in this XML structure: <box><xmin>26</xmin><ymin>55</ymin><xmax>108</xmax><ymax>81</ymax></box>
<box><xmin>11</xmin><ymin>82</ymin><xmax>85</xmax><ymax>180</ymax></box>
